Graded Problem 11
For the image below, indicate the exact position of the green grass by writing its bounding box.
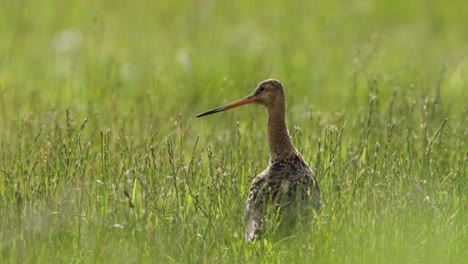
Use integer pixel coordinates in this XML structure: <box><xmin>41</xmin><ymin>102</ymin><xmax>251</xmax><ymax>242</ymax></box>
<box><xmin>1</xmin><ymin>0</ymin><xmax>467</xmax><ymax>263</ymax></box>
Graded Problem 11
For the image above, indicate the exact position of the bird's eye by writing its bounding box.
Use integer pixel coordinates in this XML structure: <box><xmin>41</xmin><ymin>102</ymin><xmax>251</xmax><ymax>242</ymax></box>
<box><xmin>259</xmin><ymin>87</ymin><xmax>266</xmax><ymax>92</ymax></box>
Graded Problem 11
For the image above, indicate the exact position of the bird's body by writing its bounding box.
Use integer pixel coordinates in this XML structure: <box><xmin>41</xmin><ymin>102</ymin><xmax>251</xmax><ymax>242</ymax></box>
<box><xmin>196</xmin><ymin>79</ymin><xmax>321</xmax><ymax>241</ymax></box>
<box><xmin>245</xmin><ymin>153</ymin><xmax>320</xmax><ymax>240</ymax></box>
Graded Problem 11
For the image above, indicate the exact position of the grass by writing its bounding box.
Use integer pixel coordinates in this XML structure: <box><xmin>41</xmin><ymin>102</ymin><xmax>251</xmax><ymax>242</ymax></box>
<box><xmin>1</xmin><ymin>0</ymin><xmax>467</xmax><ymax>263</ymax></box>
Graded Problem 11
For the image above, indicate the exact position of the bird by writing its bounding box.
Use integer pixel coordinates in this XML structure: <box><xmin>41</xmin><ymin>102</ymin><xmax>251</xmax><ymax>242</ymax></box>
<box><xmin>196</xmin><ymin>79</ymin><xmax>321</xmax><ymax>241</ymax></box>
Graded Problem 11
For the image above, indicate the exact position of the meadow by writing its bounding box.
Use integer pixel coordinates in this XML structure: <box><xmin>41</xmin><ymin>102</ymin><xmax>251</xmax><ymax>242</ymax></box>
<box><xmin>0</xmin><ymin>0</ymin><xmax>467</xmax><ymax>263</ymax></box>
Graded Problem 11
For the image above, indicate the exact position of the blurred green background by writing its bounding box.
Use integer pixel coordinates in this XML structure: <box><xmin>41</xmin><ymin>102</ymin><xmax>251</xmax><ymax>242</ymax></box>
<box><xmin>2</xmin><ymin>0</ymin><xmax>467</xmax><ymax>115</ymax></box>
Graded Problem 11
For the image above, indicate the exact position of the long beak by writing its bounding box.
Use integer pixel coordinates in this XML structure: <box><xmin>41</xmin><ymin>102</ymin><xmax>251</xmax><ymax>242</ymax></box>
<box><xmin>196</xmin><ymin>95</ymin><xmax>255</xmax><ymax>117</ymax></box>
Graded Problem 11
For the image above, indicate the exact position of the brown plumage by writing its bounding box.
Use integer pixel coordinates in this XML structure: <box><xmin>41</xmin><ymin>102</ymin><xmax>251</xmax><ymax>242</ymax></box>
<box><xmin>196</xmin><ymin>79</ymin><xmax>321</xmax><ymax>241</ymax></box>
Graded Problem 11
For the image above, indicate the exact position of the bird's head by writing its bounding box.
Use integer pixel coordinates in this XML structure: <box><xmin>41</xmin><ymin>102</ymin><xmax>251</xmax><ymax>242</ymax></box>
<box><xmin>251</xmin><ymin>79</ymin><xmax>284</xmax><ymax>107</ymax></box>
<box><xmin>196</xmin><ymin>79</ymin><xmax>285</xmax><ymax>118</ymax></box>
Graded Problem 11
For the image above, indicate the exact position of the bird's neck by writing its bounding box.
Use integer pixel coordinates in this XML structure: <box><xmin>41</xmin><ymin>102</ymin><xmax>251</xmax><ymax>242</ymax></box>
<box><xmin>266</xmin><ymin>103</ymin><xmax>297</xmax><ymax>163</ymax></box>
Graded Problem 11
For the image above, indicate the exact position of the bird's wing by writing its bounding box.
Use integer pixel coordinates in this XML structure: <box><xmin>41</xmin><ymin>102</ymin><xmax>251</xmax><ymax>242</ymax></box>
<box><xmin>244</xmin><ymin>169</ymin><xmax>268</xmax><ymax>241</ymax></box>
